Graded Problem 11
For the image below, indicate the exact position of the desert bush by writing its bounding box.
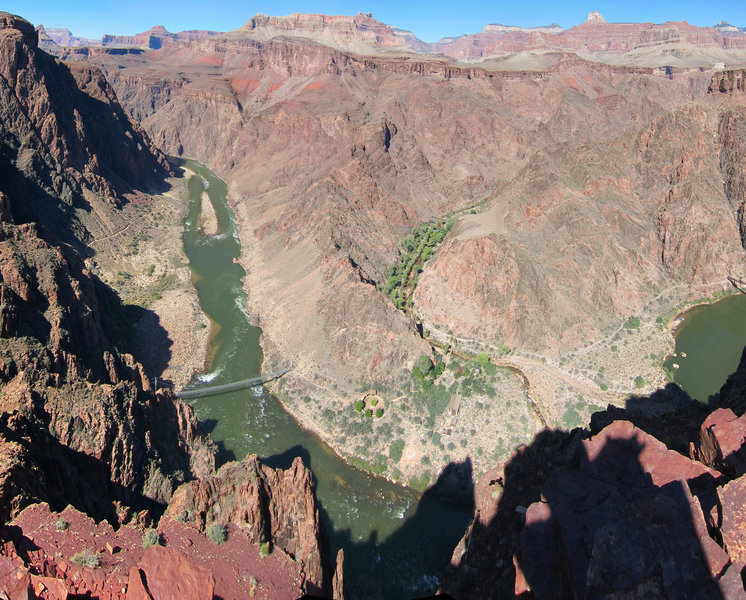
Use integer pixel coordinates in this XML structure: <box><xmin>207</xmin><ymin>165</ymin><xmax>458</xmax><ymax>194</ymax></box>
<box><xmin>72</xmin><ymin>550</ymin><xmax>100</xmax><ymax>569</ymax></box>
<box><xmin>142</xmin><ymin>528</ymin><xmax>161</xmax><ymax>548</ymax></box>
<box><xmin>207</xmin><ymin>523</ymin><xmax>226</xmax><ymax>544</ymax></box>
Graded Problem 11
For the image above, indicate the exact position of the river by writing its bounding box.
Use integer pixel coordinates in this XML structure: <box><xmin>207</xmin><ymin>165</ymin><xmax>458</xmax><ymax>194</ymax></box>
<box><xmin>664</xmin><ymin>293</ymin><xmax>746</xmax><ymax>403</ymax></box>
<box><xmin>177</xmin><ymin>159</ymin><xmax>473</xmax><ymax>599</ymax></box>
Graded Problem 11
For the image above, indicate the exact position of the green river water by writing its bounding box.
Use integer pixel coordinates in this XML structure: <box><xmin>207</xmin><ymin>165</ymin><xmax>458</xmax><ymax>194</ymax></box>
<box><xmin>665</xmin><ymin>293</ymin><xmax>746</xmax><ymax>403</ymax></box>
<box><xmin>178</xmin><ymin>160</ymin><xmax>473</xmax><ymax>599</ymax></box>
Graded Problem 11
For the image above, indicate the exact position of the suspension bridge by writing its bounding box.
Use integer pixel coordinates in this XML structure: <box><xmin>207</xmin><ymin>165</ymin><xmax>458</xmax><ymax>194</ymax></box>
<box><xmin>176</xmin><ymin>355</ymin><xmax>293</xmax><ymax>399</ymax></box>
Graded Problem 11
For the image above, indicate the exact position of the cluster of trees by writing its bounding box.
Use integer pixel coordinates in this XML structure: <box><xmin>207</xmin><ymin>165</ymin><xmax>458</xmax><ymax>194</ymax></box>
<box><xmin>380</xmin><ymin>219</ymin><xmax>454</xmax><ymax>311</ymax></box>
<box><xmin>411</xmin><ymin>353</ymin><xmax>445</xmax><ymax>389</ymax></box>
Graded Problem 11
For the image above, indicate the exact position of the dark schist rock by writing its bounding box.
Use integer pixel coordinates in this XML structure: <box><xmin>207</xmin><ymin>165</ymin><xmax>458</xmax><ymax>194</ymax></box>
<box><xmin>519</xmin><ymin>420</ymin><xmax>729</xmax><ymax>600</ymax></box>
<box><xmin>691</xmin><ymin>408</ymin><xmax>746</xmax><ymax>478</ymax></box>
<box><xmin>0</xmin><ymin>11</ymin><xmax>171</xmax><ymax>224</ymax></box>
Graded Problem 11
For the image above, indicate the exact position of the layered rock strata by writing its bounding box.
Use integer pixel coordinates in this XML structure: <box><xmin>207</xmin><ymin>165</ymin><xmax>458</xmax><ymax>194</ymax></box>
<box><xmin>73</xmin><ymin>25</ymin><xmax>715</xmax><ymax>468</ymax></box>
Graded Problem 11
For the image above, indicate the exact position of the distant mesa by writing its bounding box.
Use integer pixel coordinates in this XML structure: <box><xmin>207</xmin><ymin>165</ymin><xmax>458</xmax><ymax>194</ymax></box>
<box><xmin>586</xmin><ymin>10</ymin><xmax>608</xmax><ymax>24</ymax></box>
<box><xmin>37</xmin><ymin>10</ymin><xmax>746</xmax><ymax>62</ymax></box>
<box><xmin>483</xmin><ymin>22</ymin><xmax>564</xmax><ymax>34</ymax></box>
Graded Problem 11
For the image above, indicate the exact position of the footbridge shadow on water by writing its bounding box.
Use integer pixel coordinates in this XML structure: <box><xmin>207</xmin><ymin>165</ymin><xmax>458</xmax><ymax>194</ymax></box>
<box><xmin>176</xmin><ymin>355</ymin><xmax>293</xmax><ymax>400</ymax></box>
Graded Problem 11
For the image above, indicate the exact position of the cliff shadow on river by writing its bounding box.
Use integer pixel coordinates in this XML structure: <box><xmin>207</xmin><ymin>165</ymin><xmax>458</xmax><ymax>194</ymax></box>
<box><xmin>441</xmin><ymin>349</ymin><xmax>746</xmax><ymax>599</ymax></box>
<box><xmin>263</xmin><ymin>444</ymin><xmax>475</xmax><ymax>599</ymax></box>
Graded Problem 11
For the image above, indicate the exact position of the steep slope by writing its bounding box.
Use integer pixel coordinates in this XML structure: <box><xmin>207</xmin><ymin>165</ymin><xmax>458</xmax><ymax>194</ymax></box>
<box><xmin>0</xmin><ymin>14</ymin><xmax>335</xmax><ymax>599</ymax></box>
<box><xmin>60</xmin><ymin>22</ymin><xmax>732</xmax><ymax>482</ymax></box>
<box><xmin>0</xmin><ymin>14</ymin><xmax>216</xmax><ymax>525</ymax></box>
<box><xmin>415</xmin><ymin>92</ymin><xmax>746</xmax><ymax>355</ymax></box>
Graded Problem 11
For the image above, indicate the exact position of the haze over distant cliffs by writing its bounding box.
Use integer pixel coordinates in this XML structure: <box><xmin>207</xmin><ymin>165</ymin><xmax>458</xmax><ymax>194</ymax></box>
<box><xmin>41</xmin><ymin>11</ymin><xmax>746</xmax><ymax>66</ymax></box>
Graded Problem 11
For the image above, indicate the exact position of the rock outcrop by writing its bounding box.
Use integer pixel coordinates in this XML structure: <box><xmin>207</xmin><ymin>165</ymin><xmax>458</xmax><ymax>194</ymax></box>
<box><xmin>416</xmin><ymin>96</ymin><xmax>746</xmax><ymax>353</ymax></box>
<box><xmin>711</xmin><ymin>69</ymin><xmax>746</xmax><ymax>93</ymax></box>
<box><xmin>0</xmin><ymin>12</ymin><xmax>170</xmax><ymax>216</ymax></box>
<box><xmin>519</xmin><ymin>421</ymin><xmax>730</xmax><ymax>599</ymax></box>
<box><xmin>443</xmin><ymin>363</ymin><xmax>746</xmax><ymax>599</ymax></box>
<box><xmin>163</xmin><ymin>455</ymin><xmax>330</xmax><ymax>595</ymax></box>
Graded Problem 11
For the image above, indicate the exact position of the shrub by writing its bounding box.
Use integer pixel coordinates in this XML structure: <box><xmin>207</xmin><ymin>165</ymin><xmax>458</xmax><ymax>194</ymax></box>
<box><xmin>389</xmin><ymin>439</ymin><xmax>405</xmax><ymax>463</ymax></box>
<box><xmin>259</xmin><ymin>541</ymin><xmax>271</xmax><ymax>558</ymax></box>
<box><xmin>353</xmin><ymin>400</ymin><xmax>364</xmax><ymax>412</ymax></box>
<box><xmin>634</xmin><ymin>376</ymin><xmax>645</xmax><ymax>389</ymax></box>
<box><xmin>375</xmin><ymin>408</ymin><xmax>383</xmax><ymax>418</ymax></box>
<box><xmin>72</xmin><ymin>550</ymin><xmax>100</xmax><ymax>569</ymax></box>
<box><xmin>146</xmin><ymin>264</ymin><xmax>155</xmax><ymax>276</ymax></box>
<box><xmin>370</xmin><ymin>397</ymin><xmax>378</xmax><ymax>407</ymax></box>
<box><xmin>624</xmin><ymin>316</ymin><xmax>641</xmax><ymax>329</ymax></box>
<box><xmin>207</xmin><ymin>523</ymin><xmax>226</xmax><ymax>544</ymax></box>
<box><xmin>476</xmin><ymin>352</ymin><xmax>490</xmax><ymax>369</ymax></box>
<box><xmin>365</xmin><ymin>409</ymin><xmax>373</xmax><ymax>418</ymax></box>
<box><xmin>56</xmin><ymin>517</ymin><xmax>68</xmax><ymax>532</ymax></box>
<box><xmin>142</xmin><ymin>528</ymin><xmax>160</xmax><ymax>548</ymax></box>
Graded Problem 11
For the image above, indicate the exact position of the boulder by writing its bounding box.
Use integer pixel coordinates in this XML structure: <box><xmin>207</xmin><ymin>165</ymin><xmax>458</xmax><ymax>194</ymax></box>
<box><xmin>691</xmin><ymin>408</ymin><xmax>746</xmax><ymax>477</ymax></box>
<box><xmin>520</xmin><ymin>421</ymin><xmax>728</xmax><ymax>599</ymax></box>
<box><xmin>137</xmin><ymin>546</ymin><xmax>214</xmax><ymax>600</ymax></box>
<box><xmin>719</xmin><ymin>477</ymin><xmax>746</xmax><ymax>571</ymax></box>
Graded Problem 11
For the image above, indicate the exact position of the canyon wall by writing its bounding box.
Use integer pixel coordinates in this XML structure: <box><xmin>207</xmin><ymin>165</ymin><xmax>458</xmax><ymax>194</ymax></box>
<box><xmin>81</xmin><ymin>29</ymin><xmax>714</xmax><ymax>405</ymax></box>
<box><xmin>0</xmin><ymin>14</ymin><xmax>332</xmax><ymax>597</ymax></box>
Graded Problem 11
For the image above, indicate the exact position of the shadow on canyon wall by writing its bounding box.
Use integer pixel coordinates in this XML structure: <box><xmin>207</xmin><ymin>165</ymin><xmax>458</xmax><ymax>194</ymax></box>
<box><xmin>256</xmin><ymin>350</ymin><xmax>746</xmax><ymax>600</ymax></box>
<box><xmin>263</xmin><ymin>444</ymin><xmax>475</xmax><ymax>599</ymax></box>
<box><xmin>440</xmin><ymin>365</ymin><xmax>746</xmax><ymax>600</ymax></box>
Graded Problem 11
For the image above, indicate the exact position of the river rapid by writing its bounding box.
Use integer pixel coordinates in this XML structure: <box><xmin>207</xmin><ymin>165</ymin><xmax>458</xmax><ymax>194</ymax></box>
<box><xmin>177</xmin><ymin>159</ymin><xmax>473</xmax><ymax>599</ymax></box>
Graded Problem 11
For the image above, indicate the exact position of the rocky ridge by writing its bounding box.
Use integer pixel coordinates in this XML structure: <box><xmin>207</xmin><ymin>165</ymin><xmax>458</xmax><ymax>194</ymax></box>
<box><xmin>0</xmin><ymin>13</ymin><xmax>333</xmax><ymax>598</ymax></box>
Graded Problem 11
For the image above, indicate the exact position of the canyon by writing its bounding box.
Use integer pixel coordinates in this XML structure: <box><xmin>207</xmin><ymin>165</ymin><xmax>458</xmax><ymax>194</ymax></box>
<box><xmin>0</xmin><ymin>14</ymin><xmax>335</xmax><ymax>599</ymax></box>
<box><xmin>57</xmin><ymin>10</ymin><xmax>746</xmax><ymax>487</ymax></box>
<box><xmin>2</xmin><ymin>6</ymin><xmax>746</xmax><ymax>599</ymax></box>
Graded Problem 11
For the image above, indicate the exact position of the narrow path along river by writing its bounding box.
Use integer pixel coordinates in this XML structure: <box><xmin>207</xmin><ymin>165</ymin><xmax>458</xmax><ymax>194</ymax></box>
<box><xmin>177</xmin><ymin>159</ymin><xmax>473</xmax><ymax>599</ymax></box>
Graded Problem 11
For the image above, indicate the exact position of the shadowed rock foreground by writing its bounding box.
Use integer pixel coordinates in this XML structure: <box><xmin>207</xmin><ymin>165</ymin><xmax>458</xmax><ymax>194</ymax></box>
<box><xmin>442</xmin><ymin>351</ymin><xmax>746</xmax><ymax>599</ymax></box>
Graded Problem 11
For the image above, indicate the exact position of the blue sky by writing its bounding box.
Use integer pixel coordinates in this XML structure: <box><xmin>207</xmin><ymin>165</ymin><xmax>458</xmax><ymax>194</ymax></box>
<box><xmin>6</xmin><ymin>0</ymin><xmax>746</xmax><ymax>43</ymax></box>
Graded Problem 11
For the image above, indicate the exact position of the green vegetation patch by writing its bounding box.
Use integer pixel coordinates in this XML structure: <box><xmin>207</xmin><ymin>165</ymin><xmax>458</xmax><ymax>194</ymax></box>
<box><xmin>142</xmin><ymin>528</ymin><xmax>161</xmax><ymax>548</ymax></box>
<box><xmin>623</xmin><ymin>315</ymin><xmax>641</xmax><ymax>329</ymax></box>
<box><xmin>380</xmin><ymin>218</ymin><xmax>454</xmax><ymax>311</ymax></box>
<box><xmin>207</xmin><ymin>523</ymin><xmax>227</xmax><ymax>544</ymax></box>
<box><xmin>72</xmin><ymin>549</ymin><xmax>100</xmax><ymax>569</ymax></box>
